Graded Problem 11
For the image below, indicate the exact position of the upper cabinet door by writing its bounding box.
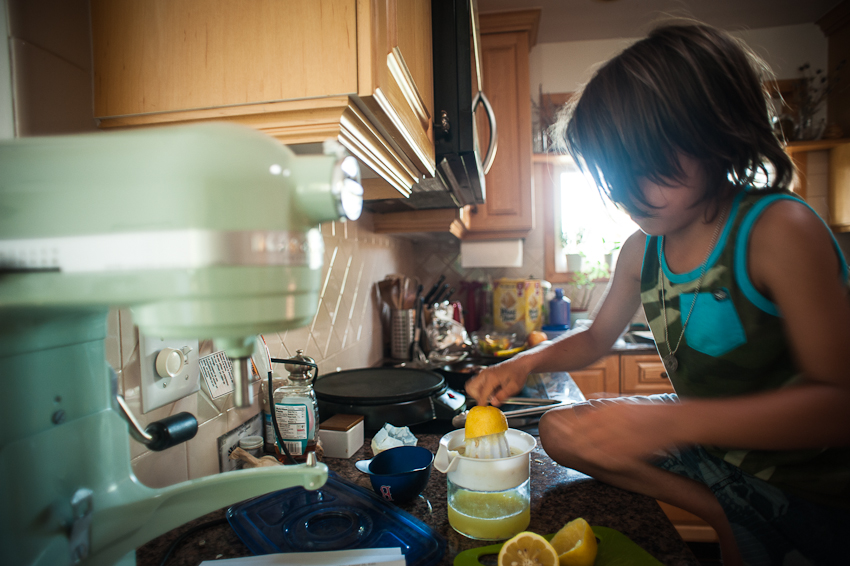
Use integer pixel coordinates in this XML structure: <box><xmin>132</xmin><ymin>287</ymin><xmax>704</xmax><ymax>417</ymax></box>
<box><xmin>466</xmin><ymin>15</ymin><xmax>536</xmax><ymax>237</ymax></box>
<box><xmin>357</xmin><ymin>0</ymin><xmax>434</xmax><ymax>177</ymax></box>
<box><xmin>92</xmin><ymin>1</ymin><xmax>359</xmax><ymax>116</ymax></box>
<box><xmin>91</xmin><ymin>0</ymin><xmax>434</xmax><ymax>197</ymax></box>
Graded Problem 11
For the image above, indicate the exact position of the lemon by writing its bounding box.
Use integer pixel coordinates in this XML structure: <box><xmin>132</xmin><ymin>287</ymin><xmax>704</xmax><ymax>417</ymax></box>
<box><xmin>465</xmin><ymin>405</ymin><xmax>509</xmax><ymax>439</ymax></box>
<box><xmin>549</xmin><ymin>518</ymin><xmax>598</xmax><ymax>566</ymax></box>
<box><xmin>498</xmin><ymin>531</ymin><xmax>559</xmax><ymax>566</ymax></box>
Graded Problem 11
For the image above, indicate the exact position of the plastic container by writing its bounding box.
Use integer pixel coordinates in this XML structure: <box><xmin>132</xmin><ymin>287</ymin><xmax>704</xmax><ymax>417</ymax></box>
<box><xmin>238</xmin><ymin>436</ymin><xmax>264</xmax><ymax>459</ymax></box>
<box><xmin>227</xmin><ymin>472</ymin><xmax>446</xmax><ymax>566</ymax></box>
<box><xmin>319</xmin><ymin>413</ymin><xmax>365</xmax><ymax>459</ymax></box>
<box><xmin>549</xmin><ymin>288</ymin><xmax>571</xmax><ymax>328</ymax></box>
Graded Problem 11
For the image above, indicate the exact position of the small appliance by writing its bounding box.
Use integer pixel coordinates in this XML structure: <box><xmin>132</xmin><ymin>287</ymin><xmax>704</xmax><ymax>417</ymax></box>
<box><xmin>0</xmin><ymin>123</ymin><xmax>363</xmax><ymax>566</ymax></box>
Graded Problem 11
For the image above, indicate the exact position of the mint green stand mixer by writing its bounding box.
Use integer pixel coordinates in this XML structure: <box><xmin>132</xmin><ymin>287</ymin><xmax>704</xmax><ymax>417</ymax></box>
<box><xmin>0</xmin><ymin>123</ymin><xmax>364</xmax><ymax>566</ymax></box>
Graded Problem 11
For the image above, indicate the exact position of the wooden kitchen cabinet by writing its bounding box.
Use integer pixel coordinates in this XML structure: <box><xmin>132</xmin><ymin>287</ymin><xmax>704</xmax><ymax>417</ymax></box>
<box><xmin>463</xmin><ymin>11</ymin><xmax>538</xmax><ymax>238</ymax></box>
<box><xmin>620</xmin><ymin>354</ymin><xmax>673</xmax><ymax>395</ymax></box>
<box><xmin>90</xmin><ymin>0</ymin><xmax>434</xmax><ymax>198</ymax></box>
<box><xmin>783</xmin><ymin>139</ymin><xmax>850</xmax><ymax>231</ymax></box>
<box><xmin>372</xmin><ymin>9</ymin><xmax>540</xmax><ymax>239</ymax></box>
<box><xmin>568</xmin><ymin>355</ymin><xmax>620</xmax><ymax>397</ymax></box>
<box><xmin>569</xmin><ymin>352</ymin><xmax>672</xmax><ymax>398</ymax></box>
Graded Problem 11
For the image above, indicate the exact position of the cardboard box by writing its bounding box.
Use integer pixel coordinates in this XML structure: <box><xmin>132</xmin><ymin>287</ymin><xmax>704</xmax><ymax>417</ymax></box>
<box><xmin>319</xmin><ymin>414</ymin><xmax>365</xmax><ymax>459</ymax></box>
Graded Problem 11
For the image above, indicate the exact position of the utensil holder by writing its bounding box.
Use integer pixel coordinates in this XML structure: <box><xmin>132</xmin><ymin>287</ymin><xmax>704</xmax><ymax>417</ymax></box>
<box><xmin>390</xmin><ymin>308</ymin><xmax>416</xmax><ymax>359</ymax></box>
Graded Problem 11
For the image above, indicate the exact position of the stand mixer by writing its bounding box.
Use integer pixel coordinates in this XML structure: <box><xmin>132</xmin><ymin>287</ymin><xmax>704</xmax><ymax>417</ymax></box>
<box><xmin>0</xmin><ymin>123</ymin><xmax>363</xmax><ymax>565</ymax></box>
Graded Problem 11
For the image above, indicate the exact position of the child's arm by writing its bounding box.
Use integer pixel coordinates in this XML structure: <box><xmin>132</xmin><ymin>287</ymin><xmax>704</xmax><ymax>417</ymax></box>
<box><xmin>556</xmin><ymin>200</ymin><xmax>850</xmax><ymax>464</ymax></box>
<box><xmin>464</xmin><ymin>230</ymin><xmax>645</xmax><ymax>406</ymax></box>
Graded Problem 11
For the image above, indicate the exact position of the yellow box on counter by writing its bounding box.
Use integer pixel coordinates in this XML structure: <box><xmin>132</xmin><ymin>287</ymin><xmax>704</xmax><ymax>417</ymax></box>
<box><xmin>493</xmin><ymin>278</ymin><xmax>543</xmax><ymax>334</ymax></box>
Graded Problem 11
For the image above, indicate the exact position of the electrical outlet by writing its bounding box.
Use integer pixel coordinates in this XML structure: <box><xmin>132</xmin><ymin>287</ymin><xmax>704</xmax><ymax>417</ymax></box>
<box><xmin>139</xmin><ymin>332</ymin><xmax>200</xmax><ymax>413</ymax></box>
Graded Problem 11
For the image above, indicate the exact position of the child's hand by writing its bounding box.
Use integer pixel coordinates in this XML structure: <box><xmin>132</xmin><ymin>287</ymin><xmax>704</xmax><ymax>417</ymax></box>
<box><xmin>465</xmin><ymin>361</ymin><xmax>528</xmax><ymax>406</ymax></box>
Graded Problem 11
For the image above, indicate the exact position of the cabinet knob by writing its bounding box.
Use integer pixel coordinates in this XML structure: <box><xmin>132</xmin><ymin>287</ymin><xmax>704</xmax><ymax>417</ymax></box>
<box><xmin>660</xmin><ymin>372</ymin><xmax>669</xmax><ymax>380</ymax></box>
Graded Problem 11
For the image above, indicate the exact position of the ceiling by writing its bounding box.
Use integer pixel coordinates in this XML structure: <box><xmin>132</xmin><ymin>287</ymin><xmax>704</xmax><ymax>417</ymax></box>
<box><xmin>477</xmin><ymin>0</ymin><xmax>843</xmax><ymax>43</ymax></box>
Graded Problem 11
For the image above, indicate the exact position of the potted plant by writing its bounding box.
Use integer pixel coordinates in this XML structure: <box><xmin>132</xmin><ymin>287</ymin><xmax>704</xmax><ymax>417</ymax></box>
<box><xmin>560</xmin><ymin>228</ymin><xmax>585</xmax><ymax>273</ymax></box>
<box><xmin>565</xmin><ymin>261</ymin><xmax>610</xmax><ymax>321</ymax></box>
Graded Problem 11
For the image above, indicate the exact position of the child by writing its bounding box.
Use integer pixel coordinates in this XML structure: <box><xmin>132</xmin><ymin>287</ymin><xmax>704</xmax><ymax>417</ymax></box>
<box><xmin>465</xmin><ymin>23</ymin><xmax>850</xmax><ymax>565</ymax></box>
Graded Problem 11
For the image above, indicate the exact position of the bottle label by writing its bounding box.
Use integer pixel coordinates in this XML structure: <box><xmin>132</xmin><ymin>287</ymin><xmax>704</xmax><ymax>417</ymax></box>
<box><xmin>262</xmin><ymin>411</ymin><xmax>275</xmax><ymax>448</ymax></box>
<box><xmin>274</xmin><ymin>401</ymin><xmax>313</xmax><ymax>455</ymax></box>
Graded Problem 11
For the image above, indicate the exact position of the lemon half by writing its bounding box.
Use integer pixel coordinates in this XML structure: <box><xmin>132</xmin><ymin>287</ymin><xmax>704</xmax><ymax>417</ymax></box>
<box><xmin>465</xmin><ymin>405</ymin><xmax>509</xmax><ymax>439</ymax></box>
<box><xmin>549</xmin><ymin>517</ymin><xmax>598</xmax><ymax>566</ymax></box>
<box><xmin>498</xmin><ymin>531</ymin><xmax>559</xmax><ymax>566</ymax></box>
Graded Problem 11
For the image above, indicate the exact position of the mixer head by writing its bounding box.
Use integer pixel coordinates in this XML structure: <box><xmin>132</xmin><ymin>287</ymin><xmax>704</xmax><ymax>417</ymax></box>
<box><xmin>0</xmin><ymin>122</ymin><xmax>363</xmax><ymax>405</ymax></box>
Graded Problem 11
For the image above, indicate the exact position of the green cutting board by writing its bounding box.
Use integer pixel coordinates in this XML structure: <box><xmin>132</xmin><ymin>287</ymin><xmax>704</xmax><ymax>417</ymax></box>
<box><xmin>453</xmin><ymin>526</ymin><xmax>663</xmax><ymax>566</ymax></box>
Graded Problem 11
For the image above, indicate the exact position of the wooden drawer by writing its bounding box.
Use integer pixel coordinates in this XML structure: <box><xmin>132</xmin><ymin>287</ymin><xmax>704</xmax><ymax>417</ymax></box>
<box><xmin>568</xmin><ymin>355</ymin><xmax>619</xmax><ymax>398</ymax></box>
<box><xmin>620</xmin><ymin>354</ymin><xmax>674</xmax><ymax>396</ymax></box>
<box><xmin>657</xmin><ymin>501</ymin><xmax>718</xmax><ymax>542</ymax></box>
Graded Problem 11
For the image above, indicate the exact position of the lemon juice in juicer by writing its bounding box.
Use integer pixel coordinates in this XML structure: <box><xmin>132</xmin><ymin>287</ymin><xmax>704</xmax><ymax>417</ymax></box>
<box><xmin>435</xmin><ymin>406</ymin><xmax>536</xmax><ymax>540</ymax></box>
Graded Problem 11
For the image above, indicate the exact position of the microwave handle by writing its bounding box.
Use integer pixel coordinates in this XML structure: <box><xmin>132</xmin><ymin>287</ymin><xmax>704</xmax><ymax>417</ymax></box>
<box><xmin>473</xmin><ymin>90</ymin><xmax>498</xmax><ymax>174</ymax></box>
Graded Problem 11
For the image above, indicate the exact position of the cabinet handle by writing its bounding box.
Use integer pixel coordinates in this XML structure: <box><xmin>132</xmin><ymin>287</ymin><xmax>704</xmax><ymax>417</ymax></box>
<box><xmin>660</xmin><ymin>372</ymin><xmax>669</xmax><ymax>380</ymax></box>
<box><xmin>473</xmin><ymin>91</ymin><xmax>498</xmax><ymax>174</ymax></box>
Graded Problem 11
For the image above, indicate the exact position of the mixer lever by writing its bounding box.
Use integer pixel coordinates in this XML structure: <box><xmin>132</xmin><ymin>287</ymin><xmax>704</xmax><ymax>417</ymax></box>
<box><xmin>115</xmin><ymin>394</ymin><xmax>198</xmax><ymax>451</ymax></box>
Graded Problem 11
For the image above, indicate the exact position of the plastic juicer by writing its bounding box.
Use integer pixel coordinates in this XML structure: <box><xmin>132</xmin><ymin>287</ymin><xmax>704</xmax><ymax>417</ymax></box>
<box><xmin>0</xmin><ymin>123</ymin><xmax>363</xmax><ymax>566</ymax></box>
<box><xmin>435</xmin><ymin>429</ymin><xmax>536</xmax><ymax>541</ymax></box>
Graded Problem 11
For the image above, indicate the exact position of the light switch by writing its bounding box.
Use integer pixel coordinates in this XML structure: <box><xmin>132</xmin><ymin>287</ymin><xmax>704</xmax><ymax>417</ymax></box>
<box><xmin>139</xmin><ymin>331</ymin><xmax>200</xmax><ymax>413</ymax></box>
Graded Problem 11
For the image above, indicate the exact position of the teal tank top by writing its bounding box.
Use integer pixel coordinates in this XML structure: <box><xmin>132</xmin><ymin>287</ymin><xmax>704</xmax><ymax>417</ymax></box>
<box><xmin>640</xmin><ymin>189</ymin><xmax>850</xmax><ymax>508</ymax></box>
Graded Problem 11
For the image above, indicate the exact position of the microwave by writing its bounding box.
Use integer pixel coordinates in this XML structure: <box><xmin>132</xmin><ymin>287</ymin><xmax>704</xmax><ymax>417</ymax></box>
<box><xmin>405</xmin><ymin>0</ymin><xmax>497</xmax><ymax>210</ymax></box>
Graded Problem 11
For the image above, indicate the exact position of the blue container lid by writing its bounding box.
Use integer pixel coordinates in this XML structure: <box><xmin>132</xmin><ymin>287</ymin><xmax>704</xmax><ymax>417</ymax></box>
<box><xmin>542</xmin><ymin>324</ymin><xmax>569</xmax><ymax>331</ymax></box>
<box><xmin>226</xmin><ymin>472</ymin><xmax>445</xmax><ymax>566</ymax></box>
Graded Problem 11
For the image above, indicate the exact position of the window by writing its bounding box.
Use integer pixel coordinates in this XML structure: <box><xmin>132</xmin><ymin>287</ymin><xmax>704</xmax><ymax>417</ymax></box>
<box><xmin>556</xmin><ymin>167</ymin><xmax>637</xmax><ymax>275</ymax></box>
<box><xmin>542</xmin><ymin>156</ymin><xmax>637</xmax><ymax>286</ymax></box>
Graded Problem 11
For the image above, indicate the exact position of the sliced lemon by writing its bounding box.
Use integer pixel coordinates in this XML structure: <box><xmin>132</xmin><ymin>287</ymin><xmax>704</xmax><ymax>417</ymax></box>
<box><xmin>549</xmin><ymin>517</ymin><xmax>598</xmax><ymax>566</ymax></box>
<box><xmin>498</xmin><ymin>531</ymin><xmax>559</xmax><ymax>566</ymax></box>
<box><xmin>464</xmin><ymin>405</ymin><xmax>509</xmax><ymax>439</ymax></box>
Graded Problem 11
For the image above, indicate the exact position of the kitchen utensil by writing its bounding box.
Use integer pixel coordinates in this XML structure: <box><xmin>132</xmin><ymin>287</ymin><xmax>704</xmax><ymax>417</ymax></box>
<box><xmin>410</xmin><ymin>295</ymin><xmax>427</xmax><ymax>364</ymax></box>
<box><xmin>0</xmin><ymin>123</ymin><xmax>361</xmax><ymax>566</ymax></box>
<box><xmin>451</xmin><ymin>402</ymin><xmax>570</xmax><ymax>428</ymax></box>
<box><xmin>314</xmin><ymin>368</ymin><xmax>466</xmax><ymax>431</ymax></box>
<box><xmin>355</xmin><ymin>445</ymin><xmax>434</xmax><ymax>503</ymax></box>
<box><xmin>435</xmin><ymin>429</ymin><xmax>536</xmax><ymax>540</ymax></box>
<box><xmin>431</xmin><ymin>282</ymin><xmax>451</xmax><ymax>306</ymax></box>
<box><xmin>227</xmin><ymin>472</ymin><xmax>446</xmax><ymax>566</ymax></box>
<box><xmin>423</xmin><ymin>275</ymin><xmax>446</xmax><ymax>304</ymax></box>
<box><xmin>452</xmin><ymin>526</ymin><xmax>663</xmax><ymax>566</ymax></box>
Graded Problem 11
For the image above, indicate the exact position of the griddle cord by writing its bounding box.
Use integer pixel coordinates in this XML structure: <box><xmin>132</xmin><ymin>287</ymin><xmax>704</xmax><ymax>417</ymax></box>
<box><xmin>268</xmin><ymin>357</ymin><xmax>319</xmax><ymax>466</ymax></box>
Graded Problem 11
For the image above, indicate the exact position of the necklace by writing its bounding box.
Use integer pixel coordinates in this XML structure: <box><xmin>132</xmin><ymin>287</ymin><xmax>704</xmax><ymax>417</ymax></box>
<box><xmin>659</xmin><ymin>203</ymin><xmax>729</xmax><ymax>373</ymax></box>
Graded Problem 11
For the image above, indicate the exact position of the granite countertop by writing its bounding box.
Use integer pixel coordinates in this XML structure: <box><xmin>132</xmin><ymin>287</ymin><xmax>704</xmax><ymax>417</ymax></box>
<box><xmin>135</xmin><ymin>434</ymin><xmax>699</xmax><ymax>566</ymax></box>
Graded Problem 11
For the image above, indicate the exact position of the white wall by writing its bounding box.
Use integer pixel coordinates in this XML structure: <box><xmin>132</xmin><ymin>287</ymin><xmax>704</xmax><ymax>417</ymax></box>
<box><xmin>529</xmin><ymin>23</ymin><xmax>828</xmax><ymax>95</ymax></box>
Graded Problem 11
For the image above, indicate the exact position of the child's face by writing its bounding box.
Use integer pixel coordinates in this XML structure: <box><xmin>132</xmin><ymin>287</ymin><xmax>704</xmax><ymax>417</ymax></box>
<box><xmin>628</xmin><ymin>154</ymin><xmax>710</xmax><ymax>237</ymax></box>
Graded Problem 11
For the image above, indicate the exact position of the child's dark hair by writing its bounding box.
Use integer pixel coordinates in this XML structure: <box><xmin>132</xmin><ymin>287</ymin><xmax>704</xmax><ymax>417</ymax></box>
<box><xmin>555</xmin><ymin>23</ymin><xmax>794</xmax><ymax>217</ymax></box>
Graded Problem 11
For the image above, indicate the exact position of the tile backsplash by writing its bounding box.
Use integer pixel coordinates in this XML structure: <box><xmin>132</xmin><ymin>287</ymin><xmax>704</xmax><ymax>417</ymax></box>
<box><xmin>109</xmin><ymin>215</ymin><xmax>416</xmax><ymax>487</ymax></box>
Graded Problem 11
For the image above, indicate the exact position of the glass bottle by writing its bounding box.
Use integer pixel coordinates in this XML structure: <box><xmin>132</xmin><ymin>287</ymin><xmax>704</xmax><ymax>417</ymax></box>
<box><xmin>272</xmin><ymin>350</ymin><xmax>319</xmax><ymax>463</ymax></box>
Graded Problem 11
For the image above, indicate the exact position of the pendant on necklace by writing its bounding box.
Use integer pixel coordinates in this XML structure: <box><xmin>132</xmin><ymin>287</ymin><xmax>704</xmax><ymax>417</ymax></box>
<box><xmin>663</xmin><ymin>354</ymin><xmax>678</xmax><ymax>373</ymax></box>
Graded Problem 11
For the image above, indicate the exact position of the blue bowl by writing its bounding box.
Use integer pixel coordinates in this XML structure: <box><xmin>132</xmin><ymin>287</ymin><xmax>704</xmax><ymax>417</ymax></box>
<box><xmin>355</xmin><ymin>446</ymin><xmax>434</xmax><ymax>503</ymax></box>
